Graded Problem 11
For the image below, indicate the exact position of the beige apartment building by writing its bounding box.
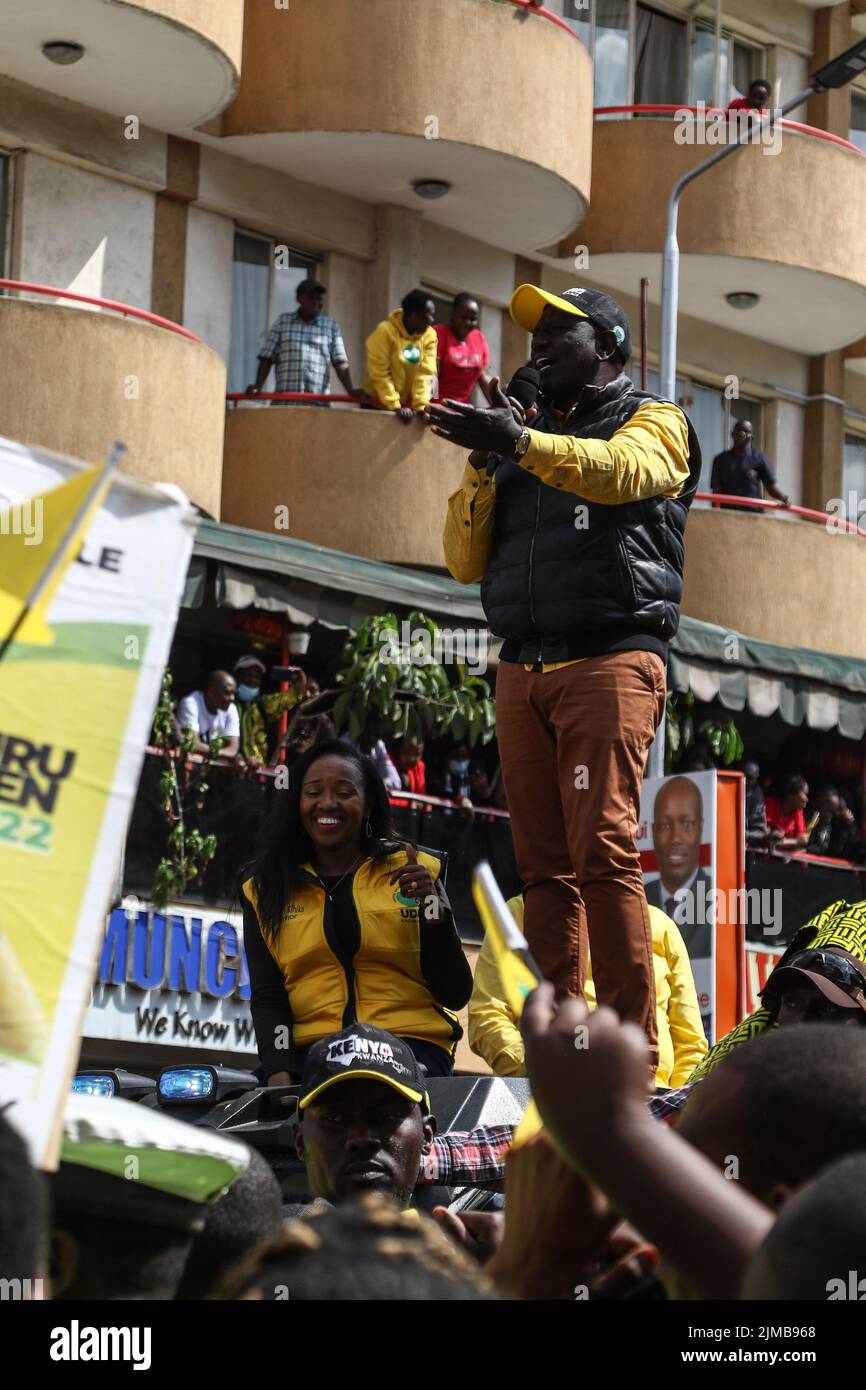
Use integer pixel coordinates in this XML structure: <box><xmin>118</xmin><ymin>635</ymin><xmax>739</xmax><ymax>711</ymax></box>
<box><xmin>2</xmin><ymin>0</ymin><xmax>866</xmax><ymax>713</ymax></box>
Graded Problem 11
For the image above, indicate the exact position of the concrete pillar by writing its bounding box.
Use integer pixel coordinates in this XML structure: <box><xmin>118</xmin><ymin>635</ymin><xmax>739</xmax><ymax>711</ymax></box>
<box><xmin>500</xmin><ymin>254</ymin><xmax>541</xmax><ymax>381</ymax></box>
<box><xmin>802</xmin><ymin>350</ymin><xmax>844</xmax><ymax>511</ymax></box>
<box><xmin>807</xmin><ymin>4</ymin><xmax>854</xmax><ymax>139</ymax></box>
<box><xmin>363</xmin><ymin>204</ymin><xmax>424</xmax><ymax>328</ymax></box>
<box><xmin>151</xmin><ymin>136</ymin><xmax>200</xmax><ymax>324</ymax></box>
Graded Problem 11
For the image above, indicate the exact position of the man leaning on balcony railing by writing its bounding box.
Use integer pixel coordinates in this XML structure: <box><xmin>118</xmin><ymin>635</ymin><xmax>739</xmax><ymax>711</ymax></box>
<box><xmin>246</xmin><ymin>278</ymin><xmax>362</xmax><ymax>405</ymax></box>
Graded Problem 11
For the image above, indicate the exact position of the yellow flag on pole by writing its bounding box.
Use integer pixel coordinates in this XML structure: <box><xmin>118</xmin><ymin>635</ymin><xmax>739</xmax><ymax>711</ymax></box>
<box><xmin>472</xmin><ymin>862</ymin><xmax>546</xmax><ymax>1146</ymax></box>
<box><xmin>0</xmin><ymin>458</ymin><xmax>117</xmax><ymax>652</ymax></box>
<box><xmin>472</xmin><ymin>861</ymin><xmax>541</xmax><ymax>1017</ymax></box>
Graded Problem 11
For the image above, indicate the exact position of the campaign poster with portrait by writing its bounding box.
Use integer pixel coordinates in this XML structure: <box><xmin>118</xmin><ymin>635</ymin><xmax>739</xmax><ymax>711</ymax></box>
<box><xmin>638</xmin><ymin>771</ymin><xmax>717</xmax><ymax>1042</ymax></box>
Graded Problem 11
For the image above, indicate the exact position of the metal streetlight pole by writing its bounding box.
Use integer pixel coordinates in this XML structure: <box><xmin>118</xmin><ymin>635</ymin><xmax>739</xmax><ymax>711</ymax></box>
<box><xmin>659</xmin><ymin>37</ymin><xmax>866</xmax><ymax>402</ymax></box>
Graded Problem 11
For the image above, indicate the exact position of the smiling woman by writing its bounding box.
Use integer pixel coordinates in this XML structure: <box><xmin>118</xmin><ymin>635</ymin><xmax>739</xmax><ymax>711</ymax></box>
<box><xmin>239</xmin><ymin>738</ymin><xmax>472</xmax><ymax>1082</ymax></box>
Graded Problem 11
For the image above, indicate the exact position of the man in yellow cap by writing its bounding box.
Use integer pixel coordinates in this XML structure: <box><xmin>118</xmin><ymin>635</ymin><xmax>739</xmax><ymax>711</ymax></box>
<box><xmin>430</xmin><ymin>284</ymin><xmax>701</xmax><ymax>1067</ymax></box>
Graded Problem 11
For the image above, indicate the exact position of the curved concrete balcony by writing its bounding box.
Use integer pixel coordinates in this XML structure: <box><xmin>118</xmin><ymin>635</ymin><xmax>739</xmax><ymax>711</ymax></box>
<box><xmin>0</xmin><ymin>292</ymin><xmax>226</xmax><ymax>516</ymax></box>
<box><xmin>682</xmin><ymin>504</ymin><xmax>866</xmax><ymax>660</ymax></box>
<box><xmin>217</xmin><ymin>0</ymin><xmax>591</xmax><ymax>252</ymax></box>
<box><xmin>554</xmin><ymin>112</ymin><xmax>866</xmax><ymax>355</ymax></box>
<box><xmin>1</xmin><ymin>0</ymin><xmax>243</xmax><ymax>127</ymax></box>
<box><xmin>222</xmin><ymin>404</ymin><xmax>467</xmax><ymax>567</ymax></box>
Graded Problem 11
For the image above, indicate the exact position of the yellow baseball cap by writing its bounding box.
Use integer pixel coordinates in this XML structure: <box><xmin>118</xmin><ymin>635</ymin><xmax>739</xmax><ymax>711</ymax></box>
<box><xmin>509</xmin><ymin>284</ymin><xmax>632</xmax><ymax>361</ymax></box>
<box><xmin>509</xmin><ymin>283</ymin><xmax>590</xmax><ymax>332</ymax></box>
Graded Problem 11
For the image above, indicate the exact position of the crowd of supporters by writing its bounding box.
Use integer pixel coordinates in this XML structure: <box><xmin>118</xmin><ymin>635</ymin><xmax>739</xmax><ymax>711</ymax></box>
<box><xmin>7</xmin><ymin>890</ymin><xmax>866</xmax><ymax>1302</ymax></box>
<box><xmin>36</xmin><ymin>652</ymin><xmax>848</xmax><ymax>1305</ymax></box>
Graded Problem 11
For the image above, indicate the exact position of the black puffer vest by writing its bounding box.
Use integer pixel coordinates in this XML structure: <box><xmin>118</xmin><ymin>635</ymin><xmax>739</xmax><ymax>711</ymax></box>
<box><xmin>481</xmin><ymin>375</ymin><xmax>702</xmax><ymax>664</ymax></box>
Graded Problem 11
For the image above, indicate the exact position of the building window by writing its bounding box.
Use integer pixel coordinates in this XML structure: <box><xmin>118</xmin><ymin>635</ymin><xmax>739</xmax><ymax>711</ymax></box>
<box><xmin>844</xmin><ymin>433</ymin><xmax>866</xmax><ymax>508</ymax></box>
<box><xmin>646</xmin><ymin>367</ymin><xmax>763</xmax><ymax>494</ymax></box>
<box><xmin>422</xmin><ymin>286</ymin><xmax>454</xmax><ymax>327</ymax></box>
<box><xmin>227</xmin><ymin>230</ymin><xmax>319</xmax><ymax>394</ymax></box>
<box><xmin>567</xmin><ymin>1</ymin><xmax>765</xmax><ymax>110</ymax></box>
<box><xmin>0</xmin><ymin>153</ymin><xmax>11</xmax><ymax>278</ymax></box>
<box><xmin>850</xmin><ymin>92</ymin><xmax>866</xmax><ymax>155</ymax></box>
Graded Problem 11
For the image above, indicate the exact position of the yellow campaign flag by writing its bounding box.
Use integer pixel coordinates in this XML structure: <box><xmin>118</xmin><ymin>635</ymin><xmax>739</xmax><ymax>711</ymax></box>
<box><xmin>472</xmin><ymin>861</ymin><xmax>540</xmax><ymax>1018</ymax></box>
<box><xmin>0</xmin><ymin>464</ymin><xmax>111</xmax><ymax>648</ymax></box>
<box><xmin>472</xmin><ymin>862</ymin><xmax>545</xmax><ymax>1146</ymax></box>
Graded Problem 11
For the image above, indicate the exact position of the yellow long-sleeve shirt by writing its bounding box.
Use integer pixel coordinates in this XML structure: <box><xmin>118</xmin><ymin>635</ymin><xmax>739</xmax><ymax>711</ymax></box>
<box><xmin>363</xmin><ymin>309</ymin><xmax>438</xmax><ymax>412</ymax></box>
<box><xmin>467</xmin><ymin>896</ymin><xmax>708</xmax><ymax>1087</ymax></box>
<box><xmin>442</xmin><ymin>398</ymin><xmax>690</xmax><ymax>585</ymax></box>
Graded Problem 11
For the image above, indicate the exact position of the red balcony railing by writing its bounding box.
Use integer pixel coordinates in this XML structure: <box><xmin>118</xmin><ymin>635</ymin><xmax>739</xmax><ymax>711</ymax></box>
<box><xmin>594</xmin><ymin>104</ymin><xmax>865</xmax><ymax>157</ymax></box>
<box><xmin>694</xmin><ymin>491</ymin><xmax>866</xmax><ymax>539</ymax></box>
<box><xmin>0</xmin><ymin>279</ymin><xmax>202</xmax><ymax>342</ymax></box>
<box><xmin>499</xmin><ymin>2</ymin><xmax>581</xmax><ymax>41</ymax></box>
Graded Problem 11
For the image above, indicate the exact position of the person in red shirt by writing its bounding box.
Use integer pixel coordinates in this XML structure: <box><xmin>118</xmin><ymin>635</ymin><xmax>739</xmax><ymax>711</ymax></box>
<box><xmin>764</xmin><ymin>772</ymin><xmax>810</xmax><ymax>851</ymax></box>
<box><xmin>434</xmin><ymin>294</ymin><xmax>493</xmax><ymax>404</ymax></box>
<box><xmin>393</xmin><ymin>735</ymin><xmax>427</xmax><ymax>796</ymax></box>
<box><xmin>728</xmin><ymin>78</ymin><xmax>771</xmax><ymax>114</ymax></box>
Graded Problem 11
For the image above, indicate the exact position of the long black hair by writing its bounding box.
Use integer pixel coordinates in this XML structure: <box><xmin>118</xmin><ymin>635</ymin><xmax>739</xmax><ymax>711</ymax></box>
<box><xmin>241</xmin><ymin>738</ymin><xmax>398</xmax><ymax>939</ymax></box>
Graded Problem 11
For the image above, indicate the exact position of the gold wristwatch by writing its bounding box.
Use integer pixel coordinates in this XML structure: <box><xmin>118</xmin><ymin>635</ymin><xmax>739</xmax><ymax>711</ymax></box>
<box><xmin>512</xmin><ymin>427</ymin><xmax>532</xmax><ymax>460</ymax></box>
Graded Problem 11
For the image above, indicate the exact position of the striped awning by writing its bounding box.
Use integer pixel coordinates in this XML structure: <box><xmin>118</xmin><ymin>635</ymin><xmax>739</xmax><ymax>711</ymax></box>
<box><xmin>669</xmin><ymin>617</ymin><xmax>866</xmax><ymax>739</ymax></box>
<box><xmin>185</xmin><ymin>521</ymin><xmax>866</xmax><ymax>737</ymax></box>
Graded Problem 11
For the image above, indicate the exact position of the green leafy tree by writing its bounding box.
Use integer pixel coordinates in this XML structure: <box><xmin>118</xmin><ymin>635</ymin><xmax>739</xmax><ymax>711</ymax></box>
<box><xmin>149</xmin><ymin>670</ymin><xmax>220</xmax><ymax>907</ymax></box>
<box><xmin>331</xmin><ymin>611</ymin><xmax>496</xmax><ymax>748</ymax></box>
<box><xmin>664</xmin><ymin>690</ymin><xmax>744</xmax><ymax>774</ymax></box>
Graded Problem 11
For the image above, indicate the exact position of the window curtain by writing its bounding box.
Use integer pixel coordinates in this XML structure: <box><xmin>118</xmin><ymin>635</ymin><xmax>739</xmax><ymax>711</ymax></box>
<box><xmin>228</xmin><ymin>233</ymin><xmax>271</xmax><ymax>394</ymax></box>
<box><xmin>634</xmin><ymin>4</ymin><xmax>687</xmax><ymax>106</ymax></box>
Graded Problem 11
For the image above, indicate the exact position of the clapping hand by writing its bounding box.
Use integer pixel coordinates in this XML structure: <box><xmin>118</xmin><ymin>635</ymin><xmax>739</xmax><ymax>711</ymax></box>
<box><xmin>427</xmin><ymin>377</ymin><xmax>525</xmax><ymax>455</ymax></box>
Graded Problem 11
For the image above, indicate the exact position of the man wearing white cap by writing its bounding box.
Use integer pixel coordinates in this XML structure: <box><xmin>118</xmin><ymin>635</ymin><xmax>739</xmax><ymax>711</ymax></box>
<box><xmin>431</xmin><ymin>284</ymin><xmax>701</xmax><ymax>1068</ymax></box>
<box><xmin>233</xmin><ymin>653</ymin><xmax>307</xmax><ymax>769</ymax></box>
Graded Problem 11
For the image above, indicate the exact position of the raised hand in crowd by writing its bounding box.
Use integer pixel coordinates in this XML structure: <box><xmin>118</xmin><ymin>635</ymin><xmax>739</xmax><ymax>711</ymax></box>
<box><xmin>430</xmin><ymin>1207</ymin><xmax>504</xmax><ymax>1265</ymax></box>
<box><xmin>520</xmin><ymin>984</ymin><xmax>774</xmax><ymax>1300</ymax></box>
<box><xmin>484</xmin><ymin>1131</ymin><xmax>622</xmax><ymax>1300</ymax></box>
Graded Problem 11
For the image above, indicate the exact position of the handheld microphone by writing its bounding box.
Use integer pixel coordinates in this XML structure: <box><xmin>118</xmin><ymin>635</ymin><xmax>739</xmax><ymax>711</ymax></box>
<box><xmin>486</xmin><ymin>364</ymin><xmax>540</xmax><ymax>476</ymax></box>
<box><xmin>505</xmin><ymin>363</ymin><xmax>540</xmax><ymax>416</ymax></box>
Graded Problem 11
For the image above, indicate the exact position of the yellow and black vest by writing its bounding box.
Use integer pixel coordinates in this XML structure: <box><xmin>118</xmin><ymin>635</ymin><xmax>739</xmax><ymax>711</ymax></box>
<box><xmin>242</xmin><ymin>849</ymin><xmax>462</xmax><ymax>1052</ymax></box>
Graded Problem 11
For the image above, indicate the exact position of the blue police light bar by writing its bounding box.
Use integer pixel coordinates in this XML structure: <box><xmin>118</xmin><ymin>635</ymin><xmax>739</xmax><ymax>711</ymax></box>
<box><xmin>158</xmin><ymin>1064</ymin><xmax>259</xmax><ymax>1106</ymax></box>
<box><xmin>72</xmin><ymin>1069</ymin><xmax>157</xmax><ymax>1101</ymax></box>
<box><xmin>72</xmin><ymin>1073</ymin><xmax>116</xmax><ymax>1098</ymax></box>
<box><xmin>159</xmin><ymin>1066</ymin><xmax>216</xmax><ymax>1103</ymax></box>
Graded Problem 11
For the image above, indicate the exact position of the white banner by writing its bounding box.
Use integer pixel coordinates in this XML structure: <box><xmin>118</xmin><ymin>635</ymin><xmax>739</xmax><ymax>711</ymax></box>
<box><xmin>85</xmin><ymin>902</ymin><xmax>256</xmax><ymax>1056</ymax></box>
<box><xmin>0</xmin><ymin>437</ymin><xmax>196</xmax><ymax>1166</ymax></box>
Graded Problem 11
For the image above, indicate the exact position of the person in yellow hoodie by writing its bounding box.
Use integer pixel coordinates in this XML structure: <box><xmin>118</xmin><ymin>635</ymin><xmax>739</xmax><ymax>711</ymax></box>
<box><xmin>468</xmin><ymin>895</ymin><xmax>707</xmax><ymax>1087</ymax></box>
<box><xmin>364</xmin><ymin>289</ymin><xmax>438</xmax><ymax>422</ymax></box>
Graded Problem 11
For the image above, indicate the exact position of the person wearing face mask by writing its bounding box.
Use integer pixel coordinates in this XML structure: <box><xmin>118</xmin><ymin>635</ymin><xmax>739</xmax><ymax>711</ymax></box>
<box><xmin>233</xmin><ymin>654</ymin><xmax>307</xmax><ymax>770</ymax></box>
<box><xmin>428</xmin><ymin>741</ymin><xmax>474</xmax><ymax>813</ymax></box>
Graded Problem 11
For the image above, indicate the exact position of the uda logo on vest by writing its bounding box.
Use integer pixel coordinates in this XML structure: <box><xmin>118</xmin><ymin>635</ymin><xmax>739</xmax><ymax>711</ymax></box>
<box><xmin>394</xmin><ymin>888</ymin><xmax>418</xmax><ymax>910</ymax></box>
<box><xmin>401</xmin><ymin>345</ymin><xmax>421</xmax><ymax>364</ymax></box>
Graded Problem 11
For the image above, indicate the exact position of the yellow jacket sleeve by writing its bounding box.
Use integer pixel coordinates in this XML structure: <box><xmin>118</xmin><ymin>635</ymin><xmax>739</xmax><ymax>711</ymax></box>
<box><xmin>467</xmin><ymin>932</ymin><xmax>525</xmax><ymax>1076</ymax></box>
<box><xmin>364</xmin><ymin>321</ymin><xmax>402</xmax><ymax>411</ymax></box>
<box><xmin>663</xmin><ymin>918</ymin><xmax>709</xmax><ymax>1086</ymax></box>
<box><xmin>261</xmin><ymin>688</ymin><xmax>304</xmax><ymax>718</ymax></box>
<box><xmin>518</xmin><ymin>400</ymin><xmax>691</xmax><ymax>504</ymax></box>
<box><xmin>411</xmin><ymin>328</ymin><xmax>439</xmax><ymax>411</ymax></box>
<box><xmin>442</xmin><ymin>462</ymin><xmax>497</xmax><ymax>583</ymax></box>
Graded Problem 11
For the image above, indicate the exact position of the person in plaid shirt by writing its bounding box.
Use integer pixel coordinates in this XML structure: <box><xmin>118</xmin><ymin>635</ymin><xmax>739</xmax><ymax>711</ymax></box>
<box><xmin>418</xmin><ymin>1084</ymin><xmax>695</xmax><ymax>1186</ymax></box>
<box><xmin>246</xmin><ymin>279</ymin><xmax>361</xmax><ymax>404</ymax></box>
